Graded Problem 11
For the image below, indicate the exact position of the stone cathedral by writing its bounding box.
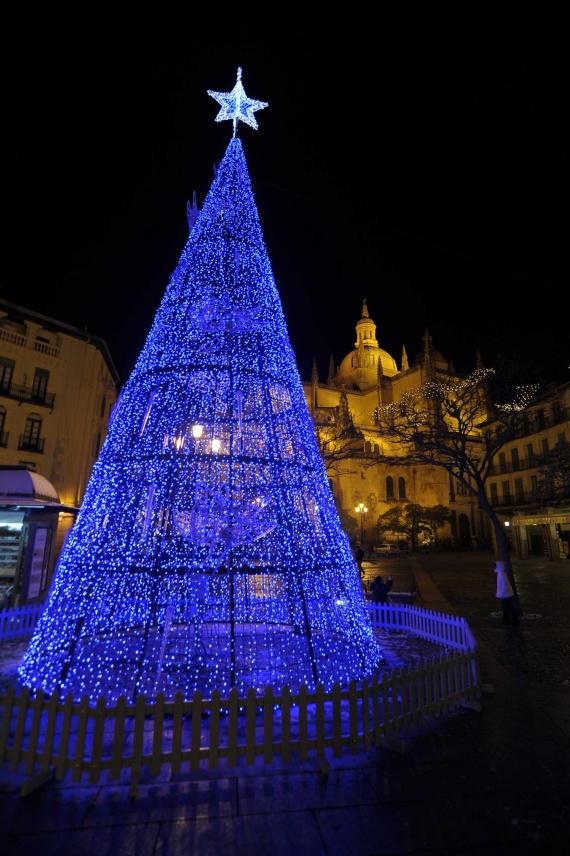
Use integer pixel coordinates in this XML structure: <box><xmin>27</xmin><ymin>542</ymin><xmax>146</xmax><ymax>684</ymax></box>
<box><xmin>303</xmin><ymin>300</ymin><xmax>491</xmax><ymax>550</ymax></box>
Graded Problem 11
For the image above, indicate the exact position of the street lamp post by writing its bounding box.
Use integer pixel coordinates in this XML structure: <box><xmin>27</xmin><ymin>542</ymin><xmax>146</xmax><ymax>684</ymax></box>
<box><xmin>355</xmin><ymin>501</ymin><xmax>368</xmax><ymax>547</ymax></box>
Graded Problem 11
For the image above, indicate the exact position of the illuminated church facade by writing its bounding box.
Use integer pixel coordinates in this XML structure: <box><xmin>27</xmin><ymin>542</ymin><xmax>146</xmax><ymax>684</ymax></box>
<box><xmin>303</xmin><ymin>299</ymin><xmax>492</xmax><ymax>551</ymax></box>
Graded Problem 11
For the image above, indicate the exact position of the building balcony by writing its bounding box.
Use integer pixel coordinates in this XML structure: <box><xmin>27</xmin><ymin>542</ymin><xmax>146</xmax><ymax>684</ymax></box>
<box><xmin>17</xmin><ymin>436</ymin><xmax>45</xmax><ymax>454</ymax></box>
<box><xmin>0</xmin><ymin>327</ymin><xmax>60</xmax><ymax>358</ymax></box>
<box><xmin>0</xmin><ymin>384</ymin><xmax>55</xmax><ymax>409</ymax></box>
<box><xmin>488</xmin><ymin>486</ymin><xmax>570</xmax><ymax>511</ymax></box>
<box><xmin>511</xmin><ymin>407</ymin><xmax>569</xmax><ymax>440</ymax></box>
<box><xmin>488</xmin><ymin>457</ymin><xmax>536</xmax><ymax>476</ymax></box>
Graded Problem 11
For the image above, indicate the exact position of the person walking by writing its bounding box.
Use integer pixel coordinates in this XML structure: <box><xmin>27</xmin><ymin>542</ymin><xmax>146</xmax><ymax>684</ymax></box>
<box><xmin>355</xmin><ymin>546</ymin><xmax>365</xmax><ymax>579</ymax></box>
<box><xmin>494</xmin><ymin>560</ymin><xmax>519</xmax><ymax>625</ymax></box>
<box><xmin>372</xmin><ymin>574</ymin><xmax>393</xmax><ymax>604</ymax></box>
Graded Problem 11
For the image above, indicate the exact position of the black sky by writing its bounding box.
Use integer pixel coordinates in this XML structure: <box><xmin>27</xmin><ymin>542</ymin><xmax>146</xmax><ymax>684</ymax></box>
<box><xmin>2</xmin><ymin>17</ymin><xmax>567</xmax><ymax>387</ymax></box>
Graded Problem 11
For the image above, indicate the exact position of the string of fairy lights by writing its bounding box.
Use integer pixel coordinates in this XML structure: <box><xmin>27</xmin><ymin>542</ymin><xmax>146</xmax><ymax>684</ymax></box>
<box><xmin>19</xmin><ymin>71</ymin><xmax>382</xmax><ymax>704</ymax></box>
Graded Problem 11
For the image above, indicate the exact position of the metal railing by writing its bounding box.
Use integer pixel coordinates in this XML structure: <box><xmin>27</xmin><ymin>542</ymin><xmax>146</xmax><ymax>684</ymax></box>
<box><xmin>17</xmin><ymin>435</ymin><xmax>46</xmax><ymax>453</ymax></box>
<box><xmin>0</xmin><ymin>384</ymin><xmax>55</xmax><ymax>409</ymax></box>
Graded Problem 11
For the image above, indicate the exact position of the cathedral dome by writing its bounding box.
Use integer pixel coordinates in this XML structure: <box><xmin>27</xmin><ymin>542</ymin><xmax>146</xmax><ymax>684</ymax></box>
<box><xmin>334</xmin><ymin>300</ymin><xmax>398</xmax><ymax>391</ymax></box>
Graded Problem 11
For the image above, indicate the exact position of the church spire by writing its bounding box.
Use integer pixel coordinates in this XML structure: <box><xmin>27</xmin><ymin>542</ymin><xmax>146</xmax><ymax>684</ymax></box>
<box><xmin>327</xmin><ymin>354</ymin><xmax>336</xmax><ymax>385</ymax></box>
<box><xmin>311</xmin><ymin>358</ymin><xmax>319</xmax><ymax>385</ymax></box>
<box><xmin>422</xmin><ymin>327</ymin><xmax>435</xmax><ymax>379</ymax></box>
<box><xmin>377</xmin><ymin>357</ymin><xmax>385</xmax><ymax>408</ymax></box>
<box><xmin>310</xmin><ymin>358</ymin><xmax>319</xmax><ymax>413</ymax></box>
<box><xmin>400</xmin><ymin>345</ymin><xmax>409</xmax><ymax>372</ymax></box>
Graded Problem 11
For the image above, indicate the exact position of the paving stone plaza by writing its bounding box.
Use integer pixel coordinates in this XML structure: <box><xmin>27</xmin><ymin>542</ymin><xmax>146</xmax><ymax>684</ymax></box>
<box><xmin>1</xmin><ymin>550</ymin><xmax>569</xmax><ymax>854</ymax></box>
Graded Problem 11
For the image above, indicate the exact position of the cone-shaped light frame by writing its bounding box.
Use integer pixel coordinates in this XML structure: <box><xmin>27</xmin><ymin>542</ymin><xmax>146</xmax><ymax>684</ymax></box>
<box><xmin>20</xmin><ymin>138</ymin><xmax>382</xmax><ymax>703</ymax></box>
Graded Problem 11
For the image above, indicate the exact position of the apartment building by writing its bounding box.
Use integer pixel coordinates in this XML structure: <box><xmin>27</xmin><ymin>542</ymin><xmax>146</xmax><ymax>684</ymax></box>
<box><xmin>0</xmin><ymin>299</ymin><xmax>119</xmax><ymax>603</ymax></box>
<box><xmin>486</xmin><ymin>380</ymin><xmax>570</xmax><ymax>559</ymax></box>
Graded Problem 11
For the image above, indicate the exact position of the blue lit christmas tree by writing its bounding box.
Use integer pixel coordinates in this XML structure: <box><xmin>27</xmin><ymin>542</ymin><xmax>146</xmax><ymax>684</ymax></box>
<box><xmin>20</xmin><ymin>70</ymin><xmax>382</xmax><ymax>704</ymax></box>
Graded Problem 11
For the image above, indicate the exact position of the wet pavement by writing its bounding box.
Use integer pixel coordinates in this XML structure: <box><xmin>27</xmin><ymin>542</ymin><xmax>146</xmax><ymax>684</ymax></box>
<box><xmin>1</xmin><ymin>550</ymin><xmax>570</xmax><ymax>854</ymax></box>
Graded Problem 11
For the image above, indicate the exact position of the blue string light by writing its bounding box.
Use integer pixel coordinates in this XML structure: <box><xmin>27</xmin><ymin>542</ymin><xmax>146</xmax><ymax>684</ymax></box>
<box><xmin>19</xmin><ymin>73</ymin><xmax>382</xmax><ymax>704</ymax></box>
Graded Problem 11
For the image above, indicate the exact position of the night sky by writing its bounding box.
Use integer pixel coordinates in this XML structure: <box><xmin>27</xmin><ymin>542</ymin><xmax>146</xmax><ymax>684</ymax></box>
<box><xmin>2</xmin><ymin>19</ymin><xmax>567</xmax><ymax>388</ymax></box>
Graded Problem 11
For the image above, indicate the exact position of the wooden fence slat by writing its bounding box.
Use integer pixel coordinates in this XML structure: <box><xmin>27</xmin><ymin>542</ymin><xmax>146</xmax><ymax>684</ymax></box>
<box><xmin>170</xmin><ymin>692</ymin><xmax>184</xmax><ymax>775</ymax></box>
<box><xmin>151</xmin><ymin>693</ymin><xmax>165</xmax><ymax>776</ymax></box>
<box><xmin>130</xmin><ymin>694</ymin><xmax>147</xmax><ymax>798</ymax></box>
<box><xmin>331</xmin><ymin>683</ymin><xmax>342</xmax><ymax>757</ymax></box>
<box><xmin>361</xmin><ymin>679</ymin><xmax>371</xmax><ymax>751</ymax></box>
<box><xmin>381</xmin><ymin>671</ymin><xmax>391</xmax><ymax>739</ymax></box>
<box><xmin>370</xmin><ymin>675</ymin><xmax>381</xmax><ymax>747</ymax></box>
<box><xmin>11</xmin><ymin>687</ymin><xmax>30</xmax><ymax>772</ymax></box>
<box><xmin>55</xmin><ymin>694</ymin><xmax>74</xmax><ymax>781</ymax></box>
<box><xmin>348</xmin><ymin>680</ymin><xmax>359</xmax><ymax>755</ymax></box>
<box><xmin>314</xmin><ymin>683</ymin><xmax>328</xmax><ymax>770</ymax></box>
<box><xmin>110</xmin><ymin>696</ymin><xmax>126</xmax><ymax>780</ymax></box>
<box><xmin>263</xmin><ymin>686</ymin><xmax>274</xmax><ymax>765</ymax></box>
<box><xmin>73</xmin><ymin>695</ymin><xmax>90</xmax><ymax>783</ymax></box>
<box><xmin>40</xmin><ymin>693</ymin><xmax>59</xmax><ymax>773</ymax></box>
<box><xmin>0</xmin><ymin>686</ymin><xmax>16</xmax><ymax>763</ymax></box>
<box><xmin>24</xmin><ymin>690</ymin><xmax>45</xmax><ymax>775</ymax></box>
<box><xmin>298</xmin><ymin>685</ymin><xmax>308</xmax><ymax>762</ymax></box>
<box><xmin>245</xmin><ymin>688</ymin><xmax>257</xmax><ymax>767</ymax></box>
<box><xmin>227</xmin><ymin>688</ymin><xmax>239</xmax><ymax>768</ymax></box>
<box><xmin>89</xmin><ymin>696</ymin><xmax>107</xmax><ymax>783</ymax></box>
<box><xmin>281</xmin><ymin>685</ymin><xmax>291</xmax><ymax>762</ymax></box>
<box><xmin>209</xmin><ymin>690</ymin><xmax>221</xmax><ymax>770</ymax></box>
<box><xmin>190</xmin><ymin>691</ymin><xmax>202</xmax><ymax>772</ymax></box>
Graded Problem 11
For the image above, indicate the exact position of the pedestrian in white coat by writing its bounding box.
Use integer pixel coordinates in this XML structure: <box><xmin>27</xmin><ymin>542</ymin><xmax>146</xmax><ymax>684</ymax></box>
<box><xmin>494</xmin><ymin>560</ymin><xmax>519</xmax><ymax>625</ymax></box>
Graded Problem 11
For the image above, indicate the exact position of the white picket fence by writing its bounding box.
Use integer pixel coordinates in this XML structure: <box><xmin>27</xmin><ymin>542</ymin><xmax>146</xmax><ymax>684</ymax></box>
<box><xmin>0</xmin><ymin>599</ymin><xmax>481</xmax><ymax>797</ymax></box>
<box><xmin>0</xmin><ymin>601</ymin><xmax>45</xmax><ymax>643</ymax></box>
<box><xmin>0</xmin><ymin>599</ymin><xmax>477</xmax><ymax>651</ymax></box>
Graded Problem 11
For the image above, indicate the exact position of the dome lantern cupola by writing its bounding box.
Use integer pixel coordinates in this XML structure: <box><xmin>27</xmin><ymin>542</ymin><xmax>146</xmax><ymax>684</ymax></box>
<box><xmin>354</xmin><ymin>299</ymin><xmax>379</xmax><ymax>349</ymax></box>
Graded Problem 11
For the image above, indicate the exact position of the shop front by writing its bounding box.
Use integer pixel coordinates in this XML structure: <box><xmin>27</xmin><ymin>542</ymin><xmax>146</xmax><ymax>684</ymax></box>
<box><xmin>0</xmin><ymin>466</ymin><xmax>78</xmax><ymax>606</ymax></box>
<box><xmin>510</xmin><ymin>511</ymin><xmax>570</xmax><ymax>561</ymax></box>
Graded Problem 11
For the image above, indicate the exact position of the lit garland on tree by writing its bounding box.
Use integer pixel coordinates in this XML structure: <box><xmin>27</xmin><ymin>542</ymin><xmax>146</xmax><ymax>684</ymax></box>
<box><xmin>19</xmin><ymin>69</ymin><xmax>382</xmax><ymax>704</ymax></box>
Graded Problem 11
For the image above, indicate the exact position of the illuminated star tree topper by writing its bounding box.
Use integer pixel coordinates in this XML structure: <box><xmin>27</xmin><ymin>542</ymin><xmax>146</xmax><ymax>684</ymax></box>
<box><xmin>208</xmin><ymin>67</ymin><xmax>268</xmax><ymax>137</ymax></box>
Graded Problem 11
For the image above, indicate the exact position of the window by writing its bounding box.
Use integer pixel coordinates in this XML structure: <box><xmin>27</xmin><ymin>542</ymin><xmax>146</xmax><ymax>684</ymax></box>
<box><xmin>531</xmin><ymin>475</ymin><xmax>539</xmax><ymax>500</ymax></box>
<box><xmin>100</xmin><ymin>395</ymin><xmax>107</xmax><ymax>418</ymax></box>
<box><xmin>386</xmin><ymin>476</ymin><xmax>394</xmax><ymax>499</ymax></box>
<box><xmin>536</xmin><ymin>410</ymin><xmax>546</xmax><ymax>430</ymax></box>
<box><xmin>514</xmin><ymin>478</ymin><xmax>524</xmax><ymax>502</ymax></box>
<box><xmin>398</xmin><ymin>477</ymin><xmax>406</xmax><ymax>499</ymax></box>
<box><xmin>542</xmin><ymin>438</ymin><xmax>549</xmax><ymax>454</ymax></box>
<box><xmin>557</xmin><ymin>432</ymin><xmax>566</xmax><ymax>446</ymax></box>
<box><xmin>499</xmin><ymin>452</ymin><xmax>507</xmax><ymax>473</ymax></box>
<box><xmin>526</xmin><ymin>443</ymin><xmax>534</xmax><ymax>466</ymax></box>
<box><xmin>93</xmin><ymin>432</ymin><xmax>101</xmax><ymax>457</ymax></box>
<box><xmin>501</xmin><ymin>481</ymin><xmax>511</xmax><ymax>502</ymax></box>
<box><xmin>23</xmin><ymin>415</ymin><xmax>41</xmax><ymax>444</ymax></box>
<box><xmin>0</xmin><ymin>357</ymin><xmax>15</xmax><ymax>392</ymax></box>
<box><xmin>511</xmin><ymin>448</ymin><xmax>520</xmax><ymax>472</ymax></box>
<box><xmin>0</xmin><ymin>408</ymin><xmax>6</xmax><ymax>446</ymax></box>
<box><xmin>454</xmin><ymin>475</ymin><xmax>469</xmax><ymax>496</ymax></box>
<box><xmin>32</xmin><ymin>368</ymin><xmax>49</xmax><ymax>401</ymax></box>
<box><xmin>489</xmin><ymin>483</ymin><xmax>498</xmax><ymax>503</ymax></box>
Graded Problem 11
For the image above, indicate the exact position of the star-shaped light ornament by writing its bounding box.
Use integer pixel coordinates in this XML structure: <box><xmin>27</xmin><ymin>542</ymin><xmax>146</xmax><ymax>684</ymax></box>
<box><xmin>208</xmin><ymin>67</ymin><xmax>268</xmax><ymax>137</ymax></box>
